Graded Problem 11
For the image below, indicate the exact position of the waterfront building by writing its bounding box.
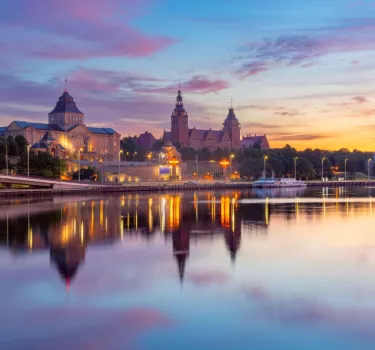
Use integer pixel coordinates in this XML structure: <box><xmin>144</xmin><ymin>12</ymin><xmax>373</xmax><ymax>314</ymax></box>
<box><xmin>0</xmin><ymin>89</ymin><xmax>121</xmax><ymax>161</ymax></box>
<box><xmin>241</xmin><ymin>134</ymin><xmax>270</xmax><ymax>149</ymax></box>
<box><xmin>162</xmin><ymin>89</ymin><xmax>270</xmax><ymax>150</ymax></box>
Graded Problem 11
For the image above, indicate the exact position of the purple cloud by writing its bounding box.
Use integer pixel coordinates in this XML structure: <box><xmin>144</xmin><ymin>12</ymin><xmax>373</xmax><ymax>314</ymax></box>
<box><xmin>236</xmin><ymin>17</ymin><xmax>375</xmax><ymax>78</ymax></box>
<box><xmin>137</xmin><ymin>76</ymin><xmax>231</xmax><ymax>94</ymax></box>
<box><xmin>0</xmin><ymin>71</ymin><xmax>208</xmax><ymax>135</ymax></box>
<box><xmin>0</xmin><ymin>0</ymin><xmax>176</xmax><ymax>59</ymax></box>
<box><xmin>236</xmin><ymin>61</ymin><xmax>269</xmax><ymax>78</ymax></box>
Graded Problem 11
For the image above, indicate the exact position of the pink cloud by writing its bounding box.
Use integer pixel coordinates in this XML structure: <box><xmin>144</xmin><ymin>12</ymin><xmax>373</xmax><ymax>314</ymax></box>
<box><xmin>137</xmin><ymin>75</ymin><xmax>231</xmax><ymax>94</ymax></box>
<box><xmin>0</xmin><ymin>72</ymin><xmax>207</xmax><ymax>136</ymax></box>
<box><xmin>236</xmin><ymin>61</ymin><xmax>269</xmax><ymax>78</ymax></box>
<box><xmin>0</xmin><ymin>0</ymin><xmax>176</xmax><ymax>59</ymax></box>
<box><xmin>353</xmin><ymin>96</ymin><xmax>369</xmax><ymax>103</ymax></box>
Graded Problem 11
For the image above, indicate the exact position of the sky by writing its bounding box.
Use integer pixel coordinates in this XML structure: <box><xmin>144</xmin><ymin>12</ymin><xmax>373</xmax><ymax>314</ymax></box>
<box><xmin>1</xmin><ymin>0</ymin><xmax>375</xmax><ymax>150</ymax></box>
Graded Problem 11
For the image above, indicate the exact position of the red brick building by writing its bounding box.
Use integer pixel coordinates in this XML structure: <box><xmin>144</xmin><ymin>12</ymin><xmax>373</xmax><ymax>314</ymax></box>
<box><xmin>162</xmin><ymin>89</ymin><xmax>242</xmax><ymax>150</ymax></box>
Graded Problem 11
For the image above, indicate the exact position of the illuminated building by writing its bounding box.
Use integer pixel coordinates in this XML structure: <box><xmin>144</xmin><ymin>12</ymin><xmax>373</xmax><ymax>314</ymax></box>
<box><xmin>1</xmin><ymin>88</ymin><xmax>121</xmax><ymax>161</ymax></box>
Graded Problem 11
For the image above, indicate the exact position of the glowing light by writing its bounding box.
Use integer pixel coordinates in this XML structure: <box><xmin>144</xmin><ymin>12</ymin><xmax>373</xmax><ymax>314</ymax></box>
<box><xmin>80</xmin><ymin>221</ymin><xmax>84</xmax><ymax>245</ymax></box>
<box><xmin>220</xmin><ymin>160</ymin><xmax>230</xmax><ymax>167</ymax></box>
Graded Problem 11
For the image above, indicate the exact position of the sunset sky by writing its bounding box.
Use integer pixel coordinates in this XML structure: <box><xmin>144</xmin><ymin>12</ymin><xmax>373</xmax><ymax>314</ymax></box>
<box><xmin>1</xmin><ymin>0</ymin><xmax>375</xmax><ymax>150</ymax></box>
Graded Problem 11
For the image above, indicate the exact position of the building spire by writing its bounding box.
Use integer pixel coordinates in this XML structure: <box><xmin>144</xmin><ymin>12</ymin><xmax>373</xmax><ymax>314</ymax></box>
<box><xmin>176</xmin><ymin>86</ymin><xmax>183</xmax><ymax>106</ymax></box>
<box><xmin>64</xmin><ymin>78</ymin><xmax>68</xmax><ymax>92</ymax></box>
<box><xmin>229</xmin><ymin>98</ymin><xmax>234</xmax><ymax>109</ymax></box>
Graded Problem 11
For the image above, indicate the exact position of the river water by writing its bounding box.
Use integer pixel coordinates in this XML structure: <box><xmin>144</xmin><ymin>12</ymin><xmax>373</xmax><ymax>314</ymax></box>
<box><xmin>1</xmin><ymin>187</ymin><xmax>375</xmax><ymax>350</ymax></box>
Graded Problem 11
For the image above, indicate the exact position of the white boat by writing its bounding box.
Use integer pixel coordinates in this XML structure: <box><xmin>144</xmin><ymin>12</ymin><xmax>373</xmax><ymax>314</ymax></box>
<box><xmin>253</xmin><ymin>177</ymin><xmax>306</xmax><ymax>188</ymax></box>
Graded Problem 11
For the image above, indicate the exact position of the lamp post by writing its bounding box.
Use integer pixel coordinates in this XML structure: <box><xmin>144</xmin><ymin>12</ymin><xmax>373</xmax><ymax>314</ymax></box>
<box><xmin>368</xmin><ymin>158</ymin><xmax>372</xmax><ymax>181</ymax></box>
<box><xmin>196</xmin><ymin>154</ymin><xmax>199</xmax><ymax>180</ymax></box>
<box><xmin>78</xmin><ymin>148</ymin><xmax>82</xmax><ymax>182</ymax></box>
<box><xmin>293</xmin><ymin>157</ymin><xmax>298</xmax><ymax>179</ymax></box>
<box><xmin>210</xmin><ymin>160</ymin><xmax>215</xmax><ymax>180</ymax></box>
<box><xmin>230</xmin><ymin>154</ymin><xmax>234</xmax><ymax>178</ymax></box>
<box><xmin>344</xmin><ymin>158</ymin><xmax>348</xmax><ymax>181</ymax></box>
<box><xmin>118</xmin><ymin>150</ymin><xmax>123</xmax><ymax>180</ymax></box>
<box><xmin>263</xmin><ymin>155</ymin><xmax>268</xmax><ymax>177</ymax></box>
<box><xmin>26</xmin><ymin>144</ymin><xmax>30</xmax><ymax>177</ymax></box>
<box><xmin>4</xmin><ymin>139</ymin><xmax>8</xmax><ymax>176</ymax></box>
<box><xmin>321</xmin><ymin>157</ymin><xmax>326</xmax><ymax>180</ymax></box>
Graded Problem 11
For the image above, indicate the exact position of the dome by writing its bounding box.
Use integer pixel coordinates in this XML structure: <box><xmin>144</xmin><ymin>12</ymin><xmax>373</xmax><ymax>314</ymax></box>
<box><xmin>49</xmin><ymin>90</ymin><xmax>83</xmax><ymax>115</ymax></box>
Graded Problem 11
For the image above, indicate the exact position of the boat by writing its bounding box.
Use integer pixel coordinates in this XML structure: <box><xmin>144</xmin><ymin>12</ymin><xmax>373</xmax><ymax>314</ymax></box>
<box><xmin>253</xmin><ymin>177</ymin><xmax>306</xmax><ymax>188</ymax></box>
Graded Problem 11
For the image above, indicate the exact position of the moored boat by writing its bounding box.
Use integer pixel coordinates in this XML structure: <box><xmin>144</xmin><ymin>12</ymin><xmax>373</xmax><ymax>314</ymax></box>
<box><xmin>253</xmin><ymin>177</ymin><xmax>306</xmax><ymax>188</ymax></box>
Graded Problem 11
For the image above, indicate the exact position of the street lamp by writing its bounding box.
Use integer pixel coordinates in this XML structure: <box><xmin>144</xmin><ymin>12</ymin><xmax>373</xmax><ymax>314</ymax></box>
<box><xmin>293</xmin><ymin>157</ymin><xmax>298</xmax><ymax>179</ymax></box>
<box><xmin>263</xmin><ymin>155</ymin><xmax>268</xmax><ymax>177</ymax></box>
<box><xmin>77</xmin><ymin>147</ymin><xmax>82</xmax><ymax>182</ymax></box>
<box><xmin>196</xmin><ymin>154</ymin><xmax>199</xmax><ymax>180</ymax></box>
<box><xmin>219</xmin><ymin>159</ymin><xmax>230</xmax><ymax>179</ymax></box>
<box><xmin>118</xmin><ymin>150</ymin><xmax>123</xmax><ymax>180</ymax></box>
<box><xmin>26</xmin><ymin>144</ymin><xmax>30</xmax><ymax>177</ymax></box>
<box><xmin>230</xmin><ymin>154</ymin><xmax>235</xmax><ymax>177</ymax></box>
<box><xmin>321</xmin><ymin>157</ymin><xmax>326</xmax><ymax>180</ymax></box>
<box><xmin>344</xmin><ymin>158</ymin><xmax>348</xmax><ymax>180</ymax></box>
<box><xmin>210</xmin><ymin>160</ymin><xmax>216</xmax><ymax>180</ymax></box>
<box><xmin>368</xmin><ymin>158</ymin><xmax>372</xmax><ymax>181</ymax></box>
<box><xmin>2</xmin><ymin>138</ymin><xmax>9</xmax><ymax>176</ymax></box>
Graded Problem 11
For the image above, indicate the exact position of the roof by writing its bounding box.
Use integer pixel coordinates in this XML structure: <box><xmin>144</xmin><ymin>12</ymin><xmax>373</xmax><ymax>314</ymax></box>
<box><xmin>0</xmin><ymin>126</ymin><xmax>6</xmax><ymax>133</ymax></box>
<box><xmin>49</xmin><ymin>91</ymin><xmax>83</xmax><ymax>115</ymax></box>
<box><xmin>30</xmin><ymin>142</ymin><xmax>47</xmax><ymax>149</ymax></box>
<box><xmin>14</xmin><ymin>121</ymin><xmax>64</xmax><ymax>131</ymax></box>
<box><xmin>31</xmin><ymin>132</ymin><xmax>66</xmax><ymax>150</ymax></box>
<box><xmin>225</xmin><ymin>108</ymin><xmax>238</xmax><ymax>121</ymax></box>
<box><xmin>189</xmin><ymin>128</ymin><xmax>225</xmax><ymax>142</ymax></box>
<box><xmin>87</xmin><ymin>127</ymin><xmax>117</xmax><ymax>135</ymax></box>
<box><xmin>241</xmin><ymin>135</ymin><xmax>270</xmax><ymax>149</ymax></box>
<box><xmin>66</xmin><ymin>124</ymin><xmax>80</xmax><ymax>131</ymax></box>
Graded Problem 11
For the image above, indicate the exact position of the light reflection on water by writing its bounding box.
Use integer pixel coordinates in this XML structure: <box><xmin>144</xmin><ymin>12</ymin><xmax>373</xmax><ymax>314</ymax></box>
<box><xmin>1</xmin><ymin>187</ymin><xmax>375</xmax><ymax>349</ymax></box>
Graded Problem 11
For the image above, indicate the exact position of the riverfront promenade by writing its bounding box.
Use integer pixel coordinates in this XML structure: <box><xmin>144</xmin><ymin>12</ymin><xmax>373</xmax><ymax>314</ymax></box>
<box><xmin>0</xmin><ymin>176</ymin><xmax>375</xmax><ymax>199</ymax></box>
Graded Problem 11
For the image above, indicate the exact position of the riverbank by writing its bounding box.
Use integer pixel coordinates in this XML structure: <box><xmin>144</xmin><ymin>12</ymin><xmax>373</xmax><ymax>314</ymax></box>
<box><xmin>0</xmin><ymin>180</ymin><xmax>375</xmax><ymax>198</ymax></box>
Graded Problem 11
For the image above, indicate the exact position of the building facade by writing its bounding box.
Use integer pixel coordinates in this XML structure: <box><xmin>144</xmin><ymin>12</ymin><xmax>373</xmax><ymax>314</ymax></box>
<box><xmin>241</xmin><ymin>134</ymin><xmax>270</xmax><ymax>149</ymax></box>
<box><xmin>1</xmin><ymin>89</ymin><xmax>121</xmax><ymax>161</ymax></box>
<box><xmin>162</xmin><ymin>89</ymin><xmax>269</xmax><ymax>150</ymax></box>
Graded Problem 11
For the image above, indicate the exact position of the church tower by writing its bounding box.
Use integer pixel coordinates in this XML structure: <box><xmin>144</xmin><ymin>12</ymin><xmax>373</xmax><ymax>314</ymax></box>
<box><xmin>171</xmin><ymin>89</ymin><xmax>189</xmax><ymax>147</ymax></box>
<box><xmin>223</xmin><ymin>107</ymin><xmax>241</xmax><ymax>149</ymax></box>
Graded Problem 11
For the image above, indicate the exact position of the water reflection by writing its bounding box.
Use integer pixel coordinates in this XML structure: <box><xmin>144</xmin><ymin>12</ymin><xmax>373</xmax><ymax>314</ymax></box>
<box><xmin>1</xmin><ymin>187</ymin><xmax>375</xmax><ymax>288</ymax></box>
<box><xmin>2</xmin><ymin>188</ymin><xmax>375</xmax><ymax>349</ymax></box>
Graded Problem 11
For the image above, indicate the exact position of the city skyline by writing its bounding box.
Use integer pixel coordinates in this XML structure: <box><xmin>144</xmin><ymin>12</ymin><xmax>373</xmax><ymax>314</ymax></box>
<box><xmin>1</xmin><ymin>0</ymin><xmax>375</xmax><ymax>150</ymax></box>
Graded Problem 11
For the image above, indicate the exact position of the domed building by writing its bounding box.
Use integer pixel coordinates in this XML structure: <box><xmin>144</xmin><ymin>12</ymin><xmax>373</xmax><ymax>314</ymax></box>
<box><xmin>1</xmin><ymin>87</ymin><xmax>121</xmax><ymax>161</ymax></box>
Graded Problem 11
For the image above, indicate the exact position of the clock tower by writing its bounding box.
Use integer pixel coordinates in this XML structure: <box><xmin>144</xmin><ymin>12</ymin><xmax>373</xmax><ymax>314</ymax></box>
<box><xmin>171</xmin><ymin>89</ymin><xmax>189</xmax><ymax>147</ymax></box>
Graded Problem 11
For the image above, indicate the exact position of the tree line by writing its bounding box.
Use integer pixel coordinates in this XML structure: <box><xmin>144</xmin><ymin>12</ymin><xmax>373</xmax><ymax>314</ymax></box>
<box><xmin>0</xmin><ymin>135</ymin><xmax>66</xmax><ymax>178</ymax></box>
<box><xmin>121</xmin><ymin>136</ymin><xmax>375</xmax><ymax>180</ymax></box>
